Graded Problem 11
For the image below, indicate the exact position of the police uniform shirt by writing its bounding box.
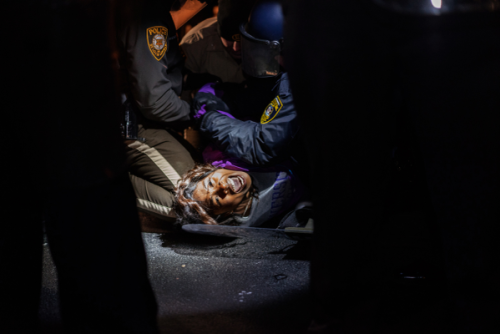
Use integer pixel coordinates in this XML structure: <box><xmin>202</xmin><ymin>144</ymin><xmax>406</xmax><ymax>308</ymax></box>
<box><xmin>180</xmin><ymin>17</ymin><xmax>246</xmax><ymax>84</ymax></box>
<box><xmin>118</xmin><ymin>0</ymin><xmax>190</xmax><ymax>123</ymax></box>
<box><xmin>199</xmin><ymin>72</ymin><xmax>299</xmax><ymax>167</ymax></box>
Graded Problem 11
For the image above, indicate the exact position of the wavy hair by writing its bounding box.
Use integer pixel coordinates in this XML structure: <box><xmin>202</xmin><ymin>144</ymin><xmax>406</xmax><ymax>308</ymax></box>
<box><xmin>174</xmin><ymin>164</ymin><xmax>221</xmax><ymax>225</ymax></box>
<box><xmin>174</xmin><ymin>163</ymin><xmax>259</xmax><ymax>226</ymax></box>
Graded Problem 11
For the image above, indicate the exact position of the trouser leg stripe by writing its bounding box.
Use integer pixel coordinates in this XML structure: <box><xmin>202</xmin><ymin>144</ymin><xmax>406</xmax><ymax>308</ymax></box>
<box><xmin>128</xmin><ymin>140</ymin><xmax>182</xmax><ymax>187</ymax></box>
<box><xmin>136</xmin><ymin>198</ymin><xmax>175</xmax><ymax>218</ymax></box>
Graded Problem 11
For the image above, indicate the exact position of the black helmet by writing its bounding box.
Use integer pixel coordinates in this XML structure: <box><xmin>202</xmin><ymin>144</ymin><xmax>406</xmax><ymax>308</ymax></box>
<box><xmin>217</xmin><ymin>0</ymin><xmax>256</xmax><ymax>42</ymax></box>
<box><xmin>240</xmin><ymin>1</ymin><xmax>284</xmax><ymax>78</ymax></box>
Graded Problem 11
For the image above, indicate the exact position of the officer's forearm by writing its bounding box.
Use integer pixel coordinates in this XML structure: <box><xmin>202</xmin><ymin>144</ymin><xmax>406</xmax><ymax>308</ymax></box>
<box><xmin>170</xmin><ymin>0</ymin><xmax>207</xmax><ymax>29</ymax></box>
<box><xmin>140</xmin><ymin>98</ymin><xmax>191</xmax><ymax>124</ymax></box>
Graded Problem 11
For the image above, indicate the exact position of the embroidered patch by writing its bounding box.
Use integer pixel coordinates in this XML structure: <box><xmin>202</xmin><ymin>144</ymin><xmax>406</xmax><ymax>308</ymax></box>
<box><xmin>147</xmin><ymin>26</ymin><xmax>168</xmax><ymax>61</ymax></box>
<box><xmin>260</xmin><ymin>96</ymin><xmax>283</xmax><ymax>124</ymax></box>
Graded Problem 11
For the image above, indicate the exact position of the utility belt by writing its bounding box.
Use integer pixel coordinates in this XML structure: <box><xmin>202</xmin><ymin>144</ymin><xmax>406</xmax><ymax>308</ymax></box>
<box><xmin>120</xmin><ymin>94</ymin><xmax>145</xmax><ymax>142</ymax></box>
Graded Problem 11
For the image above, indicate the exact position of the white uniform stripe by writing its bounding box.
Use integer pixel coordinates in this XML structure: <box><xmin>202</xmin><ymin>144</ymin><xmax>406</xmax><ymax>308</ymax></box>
<box><xmin>128</xmin><ymin>140</ymin><xmax>181</xmax><ymax>186</ymax></box>
<box><xmin>136</xmin><ymin>198</ymin><xmax>176</xmax><ymax>218</ymax></box>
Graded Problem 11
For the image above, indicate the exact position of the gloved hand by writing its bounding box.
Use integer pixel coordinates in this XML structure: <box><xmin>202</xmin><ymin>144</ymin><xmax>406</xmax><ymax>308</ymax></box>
<box><xmin>191</xmin><ymin>92</ymin><xmax>230</xmax><ymax>121</ymax></box>
<box><xmin>183</xmin><ymin>72</ymin><xmax>221</xmax><ymax>91</ymax></box>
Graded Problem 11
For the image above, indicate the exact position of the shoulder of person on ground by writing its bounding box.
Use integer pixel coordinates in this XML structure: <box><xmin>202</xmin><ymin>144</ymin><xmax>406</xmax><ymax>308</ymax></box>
<box><xmin>180</xmin><ymin>17</ymin><xmax>219</xmax><ymax>46</ymax></box>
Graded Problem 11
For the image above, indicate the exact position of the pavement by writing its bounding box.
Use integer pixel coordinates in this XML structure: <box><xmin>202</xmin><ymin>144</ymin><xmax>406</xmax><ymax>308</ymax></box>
<box><xmin>38</xmin><ymin>210</ymin><xmax>452</xmax><ymax>333</ymax></box>
<box><xmin>39</xmin><ymin>230</ymin><xmax>312</xmax><ymax>334</ymax></box>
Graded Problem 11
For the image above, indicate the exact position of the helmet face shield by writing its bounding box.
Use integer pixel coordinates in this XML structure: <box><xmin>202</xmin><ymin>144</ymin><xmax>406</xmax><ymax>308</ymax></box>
<box><xmin>240</xmin><ymin>23</ymin><xmax>282</xmax><ymax>78</ymax></box>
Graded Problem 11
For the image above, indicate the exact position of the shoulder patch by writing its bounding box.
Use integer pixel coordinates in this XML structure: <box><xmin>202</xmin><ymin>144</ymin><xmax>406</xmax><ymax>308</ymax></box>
<box><xmin>260</xmin><ymin>96</ymin><xmax>283</xmax><ymax>124</ymax></box>
<box><xmin>147</xmin><ymin>26</ymin><xmax>168</xmax><ymax>61</ymax></box>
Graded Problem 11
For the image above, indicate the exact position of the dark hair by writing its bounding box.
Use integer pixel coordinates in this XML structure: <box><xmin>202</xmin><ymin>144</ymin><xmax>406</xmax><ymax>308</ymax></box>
<box><xmin>174</xmin><ymin>163</ymin><xmax>259</xmax><ymax>226</ymax></box>
<box><xmin>174</xmin><ymin>164</ymin><xmax>220</xmax><ymax>225</ymax></box>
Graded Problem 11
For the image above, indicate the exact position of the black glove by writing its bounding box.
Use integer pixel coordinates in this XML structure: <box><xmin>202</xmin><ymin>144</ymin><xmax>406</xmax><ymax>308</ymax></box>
<box><xmin>191</xmin><ymin>92</ymin><xmax>230</xmax><ymax>123</ymax></box>
<box><xmin>184</xmin><ymin>72</ymin><xmax>222</xmax><ymax>91</ymax></box>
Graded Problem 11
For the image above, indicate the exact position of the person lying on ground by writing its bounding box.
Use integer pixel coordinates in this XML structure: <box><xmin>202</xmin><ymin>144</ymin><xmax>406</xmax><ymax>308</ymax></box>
<box><xmin>174</xmin><ymin>160</ymin><xmax>310</xmax><ymax>228</ymax></box>
<box><xmin>128</xmin><ymin>1</ymin><xmax>310</xmax><ymax>227</ymax></box>
<box><xmin>172</xmin><ymin>2</ymin><xmax>311</xmax><ymax>228</ymax></box>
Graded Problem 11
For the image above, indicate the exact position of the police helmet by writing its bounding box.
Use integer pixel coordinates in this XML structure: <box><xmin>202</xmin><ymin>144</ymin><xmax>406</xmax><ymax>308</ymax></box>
<box><xmin>217</xmin><ymin>0</ymin><xmax>256</xmax><ymax>43</ymax></box>
<box><xmin>240</xmin><ymin>1</ymin><xmax>284</xmax><ymax>78</ymax></box>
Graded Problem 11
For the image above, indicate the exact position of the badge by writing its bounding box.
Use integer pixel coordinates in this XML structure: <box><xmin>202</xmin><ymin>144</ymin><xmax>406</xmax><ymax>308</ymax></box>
<box><xmin>147</xmin><ymin>26</ymin><xmax>168</xmax><ymax>61</ymax></box>
<box><xmin>232</xmin><ymin>33</ymin><xmax>241</xmax><ymax>42</ymax></box>
<box><xmin>260</xmin><ymin>96</ymin><xmax>283</xmax><ymax>124</ymax></box>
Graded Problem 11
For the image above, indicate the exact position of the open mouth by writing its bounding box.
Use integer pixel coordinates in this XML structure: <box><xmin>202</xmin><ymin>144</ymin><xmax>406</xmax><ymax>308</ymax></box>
<box><xmin>227</xmin><ymin>175</ymin><xmax>245</xmax><ymax>193</ymax></box>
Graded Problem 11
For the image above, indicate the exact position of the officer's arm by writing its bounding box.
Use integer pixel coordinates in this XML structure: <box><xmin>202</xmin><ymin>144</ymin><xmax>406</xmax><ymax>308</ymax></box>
<box><xmin>128</xmin><ymin>61</ymin><xmax>191</xmax><ymax>123</ymax></box>
<box><xmin>121</xmin><ymin>19</ymin><xmax>191</xmax><ymax>124</ymax></box>
<box><xmin>199</xmin><ymin>101</ymin><xmax>299</xmax><ymax>166</ymax></box>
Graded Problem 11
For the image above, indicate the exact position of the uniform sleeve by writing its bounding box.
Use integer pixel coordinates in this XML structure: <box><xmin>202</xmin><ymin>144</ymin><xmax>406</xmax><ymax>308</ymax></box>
<box><xmin>180</xmin><ymin>40</ymin><xmax>201</xmax><ymax>74</ymax></box>
<box><xmin>127</xmin><ymin>46</ymin><xmax>190</xmax><ymax>123</ymax></box>
<box><xmin>199</xmin><ymin>90</ymin><xmax>299</xmax><ymax>166</ymax></box>
<box><xmin>120</xmin><ymin>11</ymin><xmax>190</xmax><ymax>123</ymax></box>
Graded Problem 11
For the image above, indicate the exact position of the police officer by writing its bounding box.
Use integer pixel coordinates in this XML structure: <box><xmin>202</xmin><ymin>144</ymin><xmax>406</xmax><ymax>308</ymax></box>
<box><xmin>117</xmin><ymin>0</ymin><xmax>191</xmax><ymax>125</ymax></box>
<box><xmin>191</xmin><ymin>0</ymin><xmax>305</xmax><ymax>169</ymax></box>
<box><xmin>180</xmin><ymin>0</ymin><xmax>256</xmax><ymax>85</ymax></box>
<box><xmin>2</xmin><ymin>1</ymin><xmax>159</xmax><ymax>333</ymax></box>
<box><xmin>117</xmin><ymin>0</ymin><xmax>205</xmax><ymax>221</ymax></box>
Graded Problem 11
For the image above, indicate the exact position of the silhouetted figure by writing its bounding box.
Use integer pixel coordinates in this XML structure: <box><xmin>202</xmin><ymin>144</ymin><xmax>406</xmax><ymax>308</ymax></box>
<box><xmin>285</xmin><ymin>0</ymin><xmax>499</xmax><ymax>332</ymax></box>
<box><xmin>1</xmin><ymin>1</ymin><xmax>159</xmax><ymax>333</ymax></box>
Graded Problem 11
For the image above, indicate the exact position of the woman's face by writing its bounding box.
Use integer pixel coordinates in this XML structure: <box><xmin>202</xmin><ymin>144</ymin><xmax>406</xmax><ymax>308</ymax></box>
<box><xmin>192</xmin><ymin>169</ymin><xmax>252</xmax><ymax>216</ymax></box>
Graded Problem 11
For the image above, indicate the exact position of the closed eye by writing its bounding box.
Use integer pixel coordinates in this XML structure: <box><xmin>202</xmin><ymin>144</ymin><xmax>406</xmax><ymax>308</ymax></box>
<box><xmin>207</xmin><ymin>178</ymin><xmax>220</xmax><ymax>207</ymax></box>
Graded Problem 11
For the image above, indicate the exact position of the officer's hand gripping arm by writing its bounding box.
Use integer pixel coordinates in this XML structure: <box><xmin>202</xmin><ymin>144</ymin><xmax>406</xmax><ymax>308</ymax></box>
<box><xmin>199</xmin><ymin>109</ymin><xmax>298</xmax><ymax>167</ymax></box>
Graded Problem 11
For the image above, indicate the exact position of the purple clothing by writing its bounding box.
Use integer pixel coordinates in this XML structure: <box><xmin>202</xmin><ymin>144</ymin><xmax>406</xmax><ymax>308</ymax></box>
<box><xmin>198</xmin><ymin>83</ymin><xmax>306</xmax><ymax>226</ymax></box>
<box><xmin>197</xmin><ymin>82</ymin><xmax>223</xmax><ymax>97</ymax></box>
<box><xmin>193</xmin><ymin>83</ymin><xmax>235</xmax><ymax>120</ymax></box>
<box><xmin>204</xmin><ymin>143</ymin><xmax>306</xmax><ymax>226</ymax></box>
<box><xmin>203</xmin><ymin>145</ymin><xmax>250</xmax><ymax>171</ymax></box>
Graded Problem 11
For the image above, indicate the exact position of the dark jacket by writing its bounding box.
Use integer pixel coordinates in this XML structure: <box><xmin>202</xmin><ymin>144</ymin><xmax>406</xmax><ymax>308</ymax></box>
<box><xmin>199</xmin><ymin>72</ymin><xmax>300</xmax><ymax>166</ymax></box>
<box><xmin>117</xmin><ymin>0</ymin><xmax>190</xmax><ymax>124</ymax></box>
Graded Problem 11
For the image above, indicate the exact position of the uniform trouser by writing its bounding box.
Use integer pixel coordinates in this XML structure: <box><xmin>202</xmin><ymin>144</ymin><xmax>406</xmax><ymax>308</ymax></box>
<box><xmin>126</xmin><ymin>124</ymin><xmax>198</xmax><ymax>222</ymax></box>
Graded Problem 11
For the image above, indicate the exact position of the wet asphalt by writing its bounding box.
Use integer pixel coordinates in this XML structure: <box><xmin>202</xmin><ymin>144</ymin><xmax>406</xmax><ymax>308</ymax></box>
<box><xmin>38</xmin><ymin>211</ymin><xmax>450</xmax><ymax>333</ymax></box>
<box><xmin>39</xmin><ymin>231</ymin><xmax>312</xmax><ymax>334</ymax></box>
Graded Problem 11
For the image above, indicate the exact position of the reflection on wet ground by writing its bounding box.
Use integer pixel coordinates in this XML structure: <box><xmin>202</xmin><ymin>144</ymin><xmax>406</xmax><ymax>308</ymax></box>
<box><xmin>160</xmin><ymin>231</ymin><xmax>311</xmax><ymax>260</ymax></box>
<box><xmin>39</xmin><ymin>210</ymin><xmax>452</xmax><ymax>333</ymax></box>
